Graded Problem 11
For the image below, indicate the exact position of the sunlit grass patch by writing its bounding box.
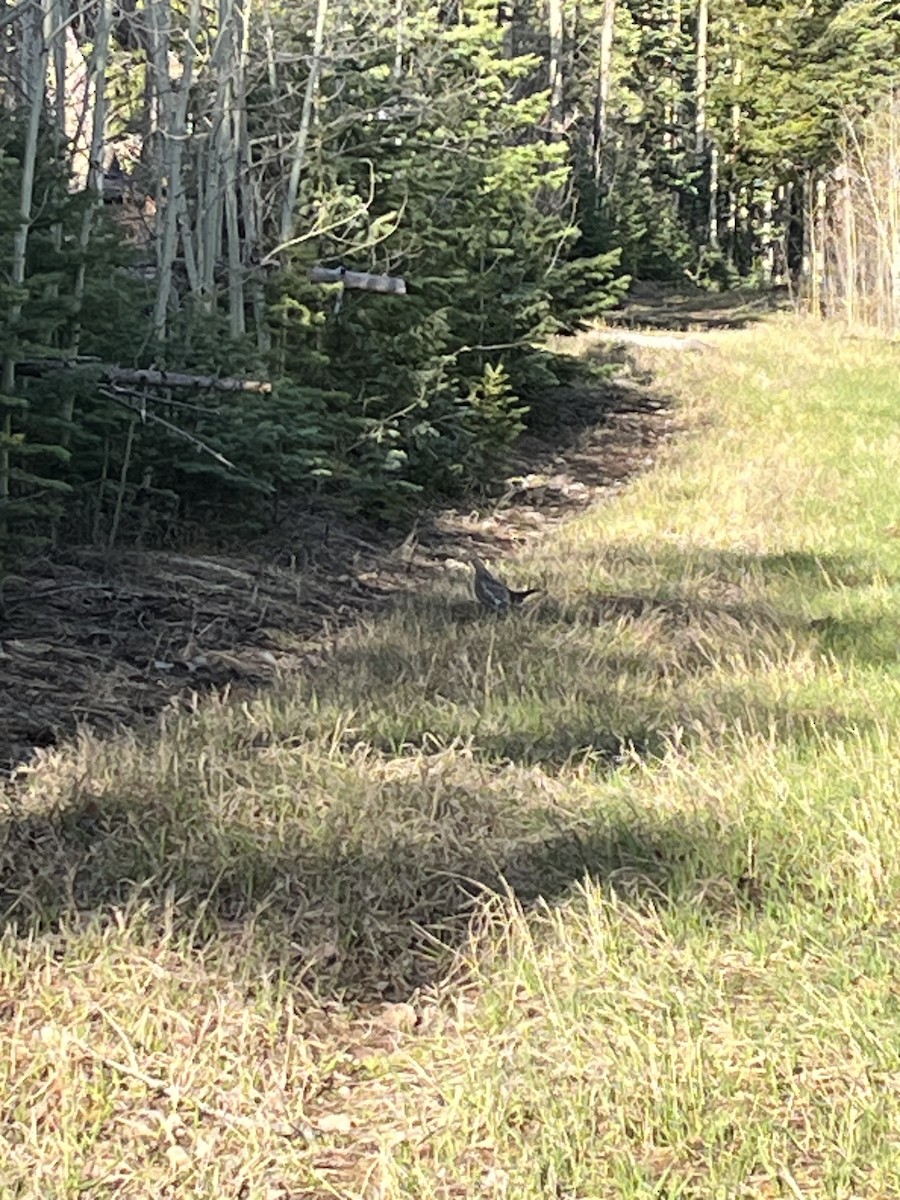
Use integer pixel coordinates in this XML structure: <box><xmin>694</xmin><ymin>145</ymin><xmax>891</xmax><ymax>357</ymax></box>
<box><xmin>3</xmin><ymin>314</ymin><xmax>900</xmax><ymax>1197</ymax></box>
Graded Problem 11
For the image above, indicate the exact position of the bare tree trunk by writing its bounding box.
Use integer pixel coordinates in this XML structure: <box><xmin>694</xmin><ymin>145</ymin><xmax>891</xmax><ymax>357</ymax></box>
<box><xmin>695</xmin><ymin>0</ymin><xmax>716</xmax><ymax>247</ymax></box>
<box><xmin>235</xmin><ymin>0</ymin><xmax>270</xmax><ymax>351</ymax></box>
<box><xmin>70</xmin><ymin>0</ymin><xmax>113</xmax><ymax>352</ymax></box>
<box><xmin>44</xmin><ymin>0</ymin><xmax>67</xmax><ymax>311</ymax></box>
<box><xmin>835</xmin><ymin>163</ymin><xmax>856</xmax><ymax>324</ymax></box>
<box><xmin>548</xmin><ymin>0</ymin><xmax>564</xmax><ymax>140</ymax></box>
<box><xmin>725</xmin><ymin>43</ymin><xmax>742</xmax><ymax>262</ymax></box>
<box><xmin>56</xmin><ymin>0</ymin><xmax>113</xmax><ymax>486</ymax></box>
<box><xmin>760</xmin><ymin>188</ymin><xmax>775</xmax><ymax>283</ymax></box>
<box><xmin>0</xmin><ymin>0</ymin><xmax>51</xmax><ymax>530</ymax></box>
<box><xmin>51</xmin><ymin>0</ymin><xmax>66</xmax><ymax>139</ymax></box>
<box><xmin>221</xmin><ymin>0</ymin><xmax>246</xmax><ymax>337</ymax></box>
<box><xmin>695</xmin><ymin>0</ymin><xmax>708</xmax><ymax>157</ymax></box>
<box><xmin>146</xmin><ymin>0</ymin><xmax>173</xmax><ymax>249</ymax></box>
<box><xmin>889</xmin><ymin>101</ymin><xmax>900</xmax><ymax>331</ymax></box>
<box><xmin>153</xmin><ymin>0</ymin><xmax>200</xmax><ymax>340</ymax></box>
<box><xmin>663</xmin><ymin>0</ymin><xmax>681</xmax><ymax>152</ymax></box>
<box><xmin>708</xmin><ymin>140</ymin><xmax>719</xmax><ymax>246</ymax></box>
<box><xmin>279</xmin><ymin>0</ymin><xmax>328</xmax><ymax>245</ymax></box>
<box><xmin>809</xmin><ymin>173</ymin><xmax>827</xmax><ymax>316</ymax></box>
<box><xmin>197</xmin><ymin>0</ymin><xmax>228</xmax><ymax>311</ymax></box>
<box><xmin>393</xmin><ymin>0</ymin><xmax>403</xmax><ymax>80</ymax></box>
<box><xmin>592</xmin><ymin>0</ymin><xmax>616</xmax><ymax>188</ymax></box>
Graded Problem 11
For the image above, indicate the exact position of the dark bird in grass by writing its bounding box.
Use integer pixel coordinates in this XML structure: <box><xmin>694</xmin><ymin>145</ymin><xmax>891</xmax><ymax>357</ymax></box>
<box><xmin>469</xmin><ymin>553</ymin><xmax>540</xmax><ymax>612</ymax></box>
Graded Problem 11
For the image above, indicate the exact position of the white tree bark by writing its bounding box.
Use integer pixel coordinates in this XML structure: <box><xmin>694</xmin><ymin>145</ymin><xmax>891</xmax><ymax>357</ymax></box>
<box><xmin>153</xmin><ymin>0</ymin><xmax>200</xmax><ymax>339</ymax></box>
<box><xmin>592</xmin><ymin>0</ymin><xmax>616</xmax><ymax>187</ymax></box>
<box><xmin>1</xmin><ymin>0</ymin><xmax>52</xmax><ymax>520</ymax></box>
<box><xmin>222</xmin><ymin>0</ymin><xmax>246</xmax><ymax>338</ymax></box>
<box><xmin>548</xmin><ymin>0</ymin><xmax>564</xmax><ymax>140</ymax></box>
<box><xmin>278</xmin><ymin>0</ymin><xmax>328</xmax><ymax>245</ymax></box>
<box><xmin>695</xmin><ymin>0</ymin><xmax>708</xmax><ymax>157</ymax></box>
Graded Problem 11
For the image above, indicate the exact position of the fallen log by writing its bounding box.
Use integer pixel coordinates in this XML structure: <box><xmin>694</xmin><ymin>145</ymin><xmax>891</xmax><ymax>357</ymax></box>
<box><xmin>102</xmin><ymin>367</ymin><xmax>273</xmax><ymax>393</ymax></box>
<box><xmin>14</xmin><ymin>358</ymin><xmax>272</xmax><ymax>392</ymax></box>
<box><xmin>308</xmin><ymin>265</ymin><xmax>407</xmax><ymax>295</ymax></box>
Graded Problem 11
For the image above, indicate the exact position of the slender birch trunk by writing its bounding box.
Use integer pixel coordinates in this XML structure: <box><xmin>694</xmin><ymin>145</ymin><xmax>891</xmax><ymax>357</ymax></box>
<box><xmin>45</xmin><ymin>0</ymin><xmax>67</xmax><ymax>299</ymax></box>
<box><xmin>153</xmin><ymin>0</ymin><xmax>200</xmax><ymax>340</ymax></box>
<box><xmin>69</xmin><ymin>0</ymin><xmax>113</xmax><ymax>353</ymax></box>
<box><xmin>592</xmin><ymin>0</ymin><xmax>615</xmax><ymax>188</ymax></box>
<box><xmin>146</xmin><ymin>0</ymin><xmax>172</xmax><ymax>263</ymax></box>
<box><xmin>726</xmin><ymin>39</ymin><xmax>742</xmax><ymax>261</ymax></box>
<box><xmin>695</xmin><ymin>0</ymin><xmax>708</xmax><ymax>157</ymax></box>
<box><xmin>548</xmin><ymin>0</ymin><xmax>564</xmax><ymax>140</ymax></box>
<box><xmin>221</xmin><ymin>0</ymin><xmax>246</xmax><ymax>338</ymax></box>
<box><xmin>663</xmin><ymin>0</ymin><xmax>681</xmax><ymax>152</ymax></box>
<box><xmin>278</xmin><ymin>0</ymin><xmax>328</xmax><ymax>245</ymax></box>
<box><xmin>235</xmin><ymin>0</ymin><xmax>270</xmax><ymax>351</ymax></box>
<box><xmin>0</xmin><ymin>0</ymin><xmax>51</xmax><ymax>529</ymax></box>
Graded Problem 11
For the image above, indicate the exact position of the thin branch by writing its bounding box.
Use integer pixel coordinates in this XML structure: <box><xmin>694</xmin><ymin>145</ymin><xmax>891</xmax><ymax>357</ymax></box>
<box><xmin>97</xmin><ymin>386</ymin><xmax>239</xmax><ymax>473</ymax></box>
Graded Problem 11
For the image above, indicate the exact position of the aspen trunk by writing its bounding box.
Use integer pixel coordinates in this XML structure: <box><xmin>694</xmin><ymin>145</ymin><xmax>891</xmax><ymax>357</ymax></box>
<box><xmin>725</xmin><ymin>41</ymin><xmax>742</xmax><ymax>262</ymax></box>
<box><xmin>222</xmin><ymin>0</ymin><xmax>246</xmax><ymax>338</ymax></box>
<box><xmin>46</xmin><ymin>0</ymin><xmax>67</xmax><ymax>300</ymax></box>
<box><xmin>889</xmin><ymin>101</ymin><xmax>900</xmax><ymax>331</ymax></box>
<box><xmin>663</xmin><ymin>0</ymin><xmax>681</xmax><ymax>152</ymax></box>
<box><xmin>279</xmin><ymin>0</ymin><xmax>328</xmax><ymax>245</ymax></box>
<box><xmin>0</xmin><ymin>0</ymin><xmax>51</xmax><ymax>527</ymax></box>
<box><xmin>708</xmin><ymin>140</ymin><xmax>719</xmax><ymax>246</ymax></box>
<box><xmin>695</xmin><ymin>0</ymin><xmax>708</xmax><ymax>157</ymax></box>
<box><xmin>840</xmin><ymin>165</ymin><xmax>856</xmax><ymax>325</ymax></box>
<box><xmin>146</xmin><ymin>0</ymin><xmax>172</xmax><ymax>250</ymax></box>
<box><xmin>234</xmin><ymin>0</ymin><xmax>270</xmax><ymax>351</ymax></box>
<box><xmin>548</xmin><ymin>0</ymin><xmax>564</xmax><ymax>140</ymax></box>
<box><xmin>70</xmin><ymin>0</ymin><xmax>113</xmax><ymax>351</ymax></box>
<box><xmin>58</xmin><ymin>0</ymin><xmax>113</xmax><ymax>478</ymax></box>
<box><xmin>153</xmin><ymin>0</ymin><xmax>201</xmax><ymax>340</ymax></box>
<box><xmin>592</xmin><ymin>0</ymin><xmax>616</xmax><ymax>188</ymax></box>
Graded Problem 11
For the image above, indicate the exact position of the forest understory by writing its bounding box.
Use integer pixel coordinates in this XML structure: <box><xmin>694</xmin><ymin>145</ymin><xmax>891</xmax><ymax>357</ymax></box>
<box><xmin>1</xmin><ymin>305</ymin><xmax>696</xmax><ymax>774</ymax></box>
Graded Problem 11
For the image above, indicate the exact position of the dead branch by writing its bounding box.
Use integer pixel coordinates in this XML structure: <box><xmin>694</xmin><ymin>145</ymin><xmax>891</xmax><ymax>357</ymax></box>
<box><xmin>97</xmin><ymin>386</ymin><xmax>239</xmax><ymax>473</ymax></box>
<box><xmin>14</xmin><ymin>359</ymin><xmax>273</xmax><ymax>392</ymax></box>
<box><xmin>308</xmin><ymin>265</ymin><xmax>407</xmax><ymax>295</ymax></box>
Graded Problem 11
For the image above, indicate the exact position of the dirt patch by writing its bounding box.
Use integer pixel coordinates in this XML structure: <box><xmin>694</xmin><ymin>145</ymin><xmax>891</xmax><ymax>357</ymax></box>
<box><xmin>0</xmin><ymin>373</ymin><xmax>677</xmax><ymax>773</ymax></box>
<box><xmin>610</xmin><ymin>280</ymin><xmax>790</xmax><ymax>331</ymax></box>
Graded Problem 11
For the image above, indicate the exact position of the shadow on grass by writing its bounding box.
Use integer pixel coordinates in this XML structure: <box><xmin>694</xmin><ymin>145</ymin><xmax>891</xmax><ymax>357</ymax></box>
<box><xmin>608</xmin><ymin>283</ymin><xmax>791</xmax><ymax>332</ymax></box>
<box><xmin>0</xmin><ymin>777</ymin><xmax>770</xmax><ymax>1001</ymax></box>
<box><xmin>0</xmin><ymin>541</ymin><xmax>890</xmax><ymax>1001</ymax></box>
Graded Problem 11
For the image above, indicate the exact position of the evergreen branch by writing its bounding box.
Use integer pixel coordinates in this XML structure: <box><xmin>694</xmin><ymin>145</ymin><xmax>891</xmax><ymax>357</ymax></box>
<box><xmin>97</xmin><ymin>387</ymin><xmax>239</xmax><ymax>474</ymax></box>
<box><xmin>102</xmin><ymin>384</ymin><xmax>222</xmax><ymax>417</ymax></box>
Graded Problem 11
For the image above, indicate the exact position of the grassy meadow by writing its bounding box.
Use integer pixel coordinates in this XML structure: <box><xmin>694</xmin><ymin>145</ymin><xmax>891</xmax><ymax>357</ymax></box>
<box><xmin>2</xmin><ymin>315</ymin><xmax>900</xmax><ymax>1198</ymax></box>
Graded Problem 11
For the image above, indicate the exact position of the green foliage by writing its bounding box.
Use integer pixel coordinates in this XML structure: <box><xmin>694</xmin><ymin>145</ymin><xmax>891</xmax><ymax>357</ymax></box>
<box><xmin>0</xmin><ymin>119</ymin><xmax>76</xmax><ymax>559</ymax></box>
<box><xmin>254</xmin><ymin>1</ymin><xmax>626</xmax><ymax>517</ymax></box>
<box><xmin>9</xmin><ymin>0</ymin><xmax>895</xmax><ymax>554</ymax></box>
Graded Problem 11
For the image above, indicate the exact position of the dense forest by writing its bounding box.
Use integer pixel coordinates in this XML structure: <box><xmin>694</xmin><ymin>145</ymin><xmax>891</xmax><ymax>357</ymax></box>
<box><xmin>1</xmin><ymin>0</ymin><xmax>898</xmax><ymax>564</ymax></box>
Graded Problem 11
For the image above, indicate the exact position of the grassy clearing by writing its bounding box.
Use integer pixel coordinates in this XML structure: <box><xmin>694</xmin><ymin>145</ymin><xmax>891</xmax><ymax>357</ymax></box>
<box><xmin>2</xmin><ymin>316</ymin><xmax>900</xmax><ymax>1198</ymax></box>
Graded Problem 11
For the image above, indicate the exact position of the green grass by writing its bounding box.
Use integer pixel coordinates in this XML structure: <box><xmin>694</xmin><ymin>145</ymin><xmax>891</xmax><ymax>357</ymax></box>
<box><xmin>3</xmin><ymin>315</ymin><xmax>900</xmax><ymax>1197</ymax></box>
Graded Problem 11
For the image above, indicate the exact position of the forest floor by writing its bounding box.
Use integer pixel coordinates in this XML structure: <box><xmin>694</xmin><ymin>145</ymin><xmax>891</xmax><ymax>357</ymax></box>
<box><xmin>5</xmin><ymin>291</ymin><xmax>900</xmax><ymax>1199</ymax></box>
<box><xmin>0</xmin><ymin>289</ymin><xmax>733</xmax><ymax>773</ymax></box>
